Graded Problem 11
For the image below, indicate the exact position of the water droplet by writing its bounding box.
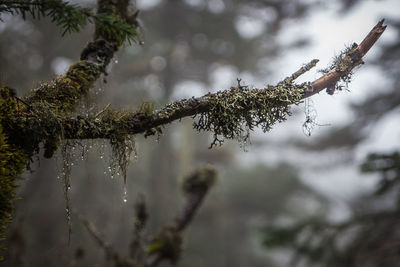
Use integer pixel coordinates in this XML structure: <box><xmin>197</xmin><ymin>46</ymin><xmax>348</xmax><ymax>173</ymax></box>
<box><xmin>122</xmin><ymin>187</ymin><xmax>128</xmax><ymax>203</ymax></box>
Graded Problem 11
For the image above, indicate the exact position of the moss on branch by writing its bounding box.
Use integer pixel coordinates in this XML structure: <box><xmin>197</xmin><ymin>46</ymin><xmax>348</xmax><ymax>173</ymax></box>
<box><xmin>0</xmin><ymin>1</ymin><xmax>137</xmax><ymax>253</ymax></box>
<box><xmin>56</xmin><ymin>82</ymin><xmax>306</xmax><ymax>148</ymax></box>
<box><xmin>0</xmin><ymin>88</ymin><xmax>28</xmax><ymax>258</ymax></box>
<box><xmin>0</xmin><ymin>19</ymin><xmax>386</xmax><ymax>261</ymax></box>
<box><xmin>26</xmin><ymin>40</ymin><xmax>117</xmax><ymax>112</ymax></box>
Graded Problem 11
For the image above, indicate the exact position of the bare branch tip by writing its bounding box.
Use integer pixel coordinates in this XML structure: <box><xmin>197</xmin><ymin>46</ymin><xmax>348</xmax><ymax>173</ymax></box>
<box><xmin>377</xmin><ymin>19</ymin><xmax>387</xmax><ymax>31</ymax></box>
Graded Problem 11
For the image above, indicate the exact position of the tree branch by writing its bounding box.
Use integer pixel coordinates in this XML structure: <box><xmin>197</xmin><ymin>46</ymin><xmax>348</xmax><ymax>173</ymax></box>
<box><xmin>304</xmin><ymin>19</ymin><xmax>387</xmax><ymax>97</ymax></box>
<box><xmin>82</xmin><ymin>219</ymin><xmax>118</xmax><ymax>262</ymax></box>
<box><xmin>2</xmin><ymin>20</ymin><xmax>387</xmax><ymax>157</ymax></box>
<box><xmin>45</xmin><ymin>20</ymin><xmax>384</xmax><ymax>143</ymax></box>
<box><xmin>1</xmin><ymin>1</ymin><xmax>138</xmax><ymax>158</ymax></box>
<box><xmin>80</xmin><ymin>166</ymin><xmax>216</xmax><ymax>267</ymax></box>
<box><xmin>1</xmin><ymin>19</ymin><xmax>385</xmax><ymax>164</ymax></box>
<box><xmin>146</xmin><ymin>165</ymin><xmax>217</xmax><ymax>267</ymax></box>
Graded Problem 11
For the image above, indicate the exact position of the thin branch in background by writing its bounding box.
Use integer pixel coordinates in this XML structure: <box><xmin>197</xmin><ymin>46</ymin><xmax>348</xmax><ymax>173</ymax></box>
<box><xmin>82</xmin><ymin>218</ymin><xmax>118</xmax><ymax>262</ymax></box>
<box><xmin>278</xmin><ymin>59</ymin><xmax>319</xmax><ymax>86</ymax></box>
<box><xmin>80</xmin><ymin>166</ymin><xmax>216</xmax><ymax>267</ymax></box>
<box><xmin>146</xmin><ymin>165</ymin><xmax>217</xmax><ymax>267</ymax></box>
<box><xmin>174</xmin><ymin>165</ymin><xmax>217</xmax><ymax>231</ymax></box>
<box><xmin>129</xmin><ymin>194</ymin><xmax>148</xmax><ymax>260</ymax></box>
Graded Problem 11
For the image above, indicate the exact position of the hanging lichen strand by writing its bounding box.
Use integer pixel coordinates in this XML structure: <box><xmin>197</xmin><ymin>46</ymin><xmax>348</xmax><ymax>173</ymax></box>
<box><xmin>59</xmin><ymin>141</ymin><xmax>75</xmax><ymax>244</ymax></box>
<box><xmin>194</xmin><ymin>83</ymin><xmax>306</xmax><ymax>147</ymax></box>
<box><xmin>318</xmin><ymin>43</ymin><xmax>362</xmax><ymax>94</ymax></box>
<box><xmin>109</xmin><ymin>135</ymin><xmax>136</xmax><ymax>184</ymax></box>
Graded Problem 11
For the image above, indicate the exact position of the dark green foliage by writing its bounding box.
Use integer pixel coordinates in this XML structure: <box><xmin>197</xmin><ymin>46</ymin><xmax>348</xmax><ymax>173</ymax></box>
<box><xmin>0</xmin><ymin>0</ymin><xmax>137</xmax><ymax>44</ymax></box>
<box><xmin>261</xmin><ymin>152</ymin><xmax>400</xmax><ymax>267</ymax></box>
<box><xmin>262</xmin><ymin>217</ymin><xmax>345</xmax><ymax>266</ymax></box>
<box><xmin>262</xmin><ymin>220</ymin><xmax>309</xmax><ymax>248</ymax></box>
<box><xmin>361</xmin><ymin>152</ymin><xmax>400</xmax><ymax>200</ymax></box>
<box><xmin>0</xmin><ymin>0</ymin><xmax>89</xmax><ymax>35</ymax></box>
<box><xmin>95</xmin><ymin>12</ymin><xmax>137</xmax><ymax>45</ymax></box>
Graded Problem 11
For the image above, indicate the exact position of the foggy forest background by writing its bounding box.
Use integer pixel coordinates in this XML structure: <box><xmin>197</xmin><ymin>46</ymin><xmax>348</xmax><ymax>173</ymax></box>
<box><xmin>1</xmin><ymin>0</ymin><xmax>399</xmax><ymax>266</ymax></box>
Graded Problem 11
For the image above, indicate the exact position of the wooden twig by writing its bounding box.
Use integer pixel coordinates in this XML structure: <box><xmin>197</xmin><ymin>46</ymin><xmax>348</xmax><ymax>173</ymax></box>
<box><xmin>304</xmin><ymin>19</ymin><xmax>387</xmax><ymax>98</ymax></box>
<box><xmin>94</xmin><ymin>103</ymin><xmax>111</xmax><ymax>118</ymax></box>
<box><xmin>174</xmin><ymin>166</ymin><xmax>216</xmax><ymax>231</ymax></box>
<box><xmin>82</xmin><ymin>219</ymin><xmax>117</xmax><ymax>261</ymax></box>
<box><xmin>145</xmin><ymin>166</ymin><xmax>217</xmax><ymax>267</ymax></box>
<box><xmin>129</xmin><ymin>194</ymin><xmax>148</xmax><ymax>260</ymax></box>
<box><xmin>279</xmin><ymin>59</ymin><xmax>319</xmax><ymax>85</ymax></box>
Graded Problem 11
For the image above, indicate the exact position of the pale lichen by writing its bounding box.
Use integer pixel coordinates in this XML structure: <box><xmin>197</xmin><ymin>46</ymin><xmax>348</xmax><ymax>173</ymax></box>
<box><xmin>318</xmin><ymin>43</ymin><xmax>363</xmax><ymax>94</ymax></box>
<box><xmin>194</xmin><ymin>83</ymin><xmax>305</xmax><ymax>147</ymax></box>
<box><xmin>109</xmin><ymin>135</ymin><xmax>136</xmax><ymax>184</ymax></box>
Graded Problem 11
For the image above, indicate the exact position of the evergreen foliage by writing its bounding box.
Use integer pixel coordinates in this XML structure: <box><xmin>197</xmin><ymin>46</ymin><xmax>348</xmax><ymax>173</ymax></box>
<box><xmin>262</xmin><ymin>152</ymin><xmax>400</xmax><ymax>267</ymax></box>
<box><xmin>0</xmin><ymin>0</ymin><xmax>137</xmax><ymax>44</ymax></box>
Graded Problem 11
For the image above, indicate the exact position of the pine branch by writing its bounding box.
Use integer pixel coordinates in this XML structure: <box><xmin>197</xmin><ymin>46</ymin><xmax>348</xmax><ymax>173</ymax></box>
<box><xmin>0</xmin><ymin>0</ymin><xmax>138</xmax><ymax>43</ymax></box>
